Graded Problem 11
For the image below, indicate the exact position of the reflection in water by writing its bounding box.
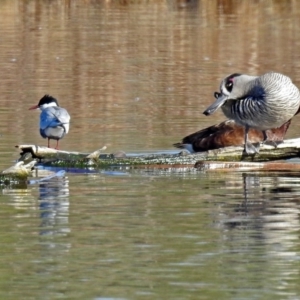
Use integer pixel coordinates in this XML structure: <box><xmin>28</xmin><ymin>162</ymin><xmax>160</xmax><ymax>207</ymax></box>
<box><xmin>212</xmin><ymin>172</ymin><xmax>300</xmax><ymax>290</ymax></box>
<box><xmin>2</xmin><ymin>171</ymin><xmax>71</xmax><ymax>245</ymax></box>
<box><xmin>38</xmin><ymin>174</ymin><xmax>70</xmax><ymax>238</ymax></box>
<box><xmin>220</xmin><ymin>173</ymin><xmax>300</xmax><ymax>233</ymax></box>
<box><xmin>1</xmin><ymin>187</ymin><xmax>34</xmax><ymax>208</ymax></box>
<box><xmin>1</xmin><ymin>169</ymin><xmax>300</xmax><ymax>298</ymax></box>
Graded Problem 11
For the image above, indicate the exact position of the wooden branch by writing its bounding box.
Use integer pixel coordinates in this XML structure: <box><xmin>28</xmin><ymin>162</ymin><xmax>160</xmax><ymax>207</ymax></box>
<box><xmin>2</xmin><ymin>161</ymin><xmax>36</xmax><ymax>177</ymax></box>
<box><xmin>15</xmin><ymin>138</ymin><xmax>300</xmax><ymax>169</ymax></box>
<box><xmin>15</xmin><ymin>144</ymin><xmax>90</xmax><ymax>160</ymax></box>
<box><xmin>198</xmin><ymin>138</ymin><xmax>300</xmax><ymax>162</ymax></box>
<box><xmin>0</xmin><ymin>161</ymin><xmax>37</xmax><ymax>185</ymax></box>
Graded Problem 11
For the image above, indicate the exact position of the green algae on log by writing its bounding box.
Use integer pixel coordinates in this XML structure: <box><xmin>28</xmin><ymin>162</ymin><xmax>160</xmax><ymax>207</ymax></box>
<box><xmin>15</xmin><ymin>138</ymin><xmax>300</xmax><ymax>169</ymax></box>
<box><xmin>0</xmin><ymin>161</ymin><xmax>37</xmax><ymax>185</ymax></box>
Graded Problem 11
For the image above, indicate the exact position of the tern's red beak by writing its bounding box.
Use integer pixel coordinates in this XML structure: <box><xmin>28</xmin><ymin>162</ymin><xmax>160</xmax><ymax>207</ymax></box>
<box><xmin>29</xmin><ymin>105</ymin><xmax>39</xmax><ymax>110</ymax></box>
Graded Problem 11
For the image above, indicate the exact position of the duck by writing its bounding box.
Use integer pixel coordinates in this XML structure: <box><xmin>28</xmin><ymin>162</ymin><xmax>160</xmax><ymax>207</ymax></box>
<box><xmin>203</xmin><ymin>72</ymin><xmax>300</xmax><ymax>154</ymax></box>
<box><xmin>173</xmin><ymin>118</ymin><xmax>292</xmax><ymax>153</ymax></box>
<box><xmin>29</xmin><ymin>95</ymin><xmax>70</xmax><ymax>149</ymax></box>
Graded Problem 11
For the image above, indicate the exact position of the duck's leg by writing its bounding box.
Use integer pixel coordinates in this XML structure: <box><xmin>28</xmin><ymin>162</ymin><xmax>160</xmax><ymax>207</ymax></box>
<box><xmin>47</xmin><ymin>138</ymin><xmax>51</xmax><ymax>148</ymax></box>
<box><xmin>262</xmin><ymin>130</ymin><xmax>268</xmax><ymax>143</ymax></box>
<box><xmin>261</xmin><ymin>130</ymin><xmax>282</xmax><ymax>148</ymax></box>
<box><xmin>55</xmin><ymin>140</ymin><xmax>59</xmax><ymax>150</ymax></box>
<box><xmin>244</xmin><ymin>125</ymin><xmax>260</xmax><ymax>155</ymax></box>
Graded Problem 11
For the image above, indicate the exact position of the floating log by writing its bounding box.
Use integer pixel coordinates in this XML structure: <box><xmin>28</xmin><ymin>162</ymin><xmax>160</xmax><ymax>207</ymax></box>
<box><xmin>2</xmin><ymin>161</ymin><xmax>36</xmax><ymax>177</ymax></box>
<box><xmin>16</xmin><ymin>144</ymin><xmax>90</xmax><ymax>160</ymax></box>
<box><xmin>14</xmin><ymin>138</ymin><xmax>300</xmax><ymax>170</ymax></box>
<box><xmin>0</xmin><ymin>161</ymin><xmax>37</xmax><ymax>186</ymax></box>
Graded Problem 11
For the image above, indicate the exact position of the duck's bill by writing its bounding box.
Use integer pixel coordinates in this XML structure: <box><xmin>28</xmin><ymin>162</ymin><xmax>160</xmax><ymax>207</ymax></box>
<box><xmin>203</xmin><ymin>94</ymin><xmax>227</xmax><ymax>116</ymax></box>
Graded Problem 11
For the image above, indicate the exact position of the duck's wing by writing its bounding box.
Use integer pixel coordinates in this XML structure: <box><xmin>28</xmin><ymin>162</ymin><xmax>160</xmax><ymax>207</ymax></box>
<box><xmin>174</xmin><ymin>120</ymin><xmax>263</xmax><ymax>152</ymax></box>
<box><xmin>174</xmin><ymin>118</ymin><xmax>293</xmax><ymax>152</ymax></box>
<box><xmin>181</xmin><ymin>120</ymin><xmax>237</xmax><ymax>144</ymax></box>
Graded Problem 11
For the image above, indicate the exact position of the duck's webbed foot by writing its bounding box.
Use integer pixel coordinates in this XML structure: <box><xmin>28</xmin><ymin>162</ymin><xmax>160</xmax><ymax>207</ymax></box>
<box><xmin>243</xmin><ymin>125</ymin><xmax>260</xmax><ymax>155</ymax></box>
<box><xmin>244</xmin><ymin>142</ymin><xmax>260</xmax><ymax>155</ymax></box>
<box><xmin>262</xmin><ymin>140</ymin><xmax>283</xmax><ymax>148</ymax></box>
<box><xmin>261</xmin><ymin>130</ymin><xmax>283</xmax><ymax>148</ymax></box>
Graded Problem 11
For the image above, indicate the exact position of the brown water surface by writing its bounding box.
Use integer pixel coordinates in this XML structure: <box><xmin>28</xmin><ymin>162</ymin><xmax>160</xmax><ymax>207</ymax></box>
<box><xmin>1</xmin><ymin>1</ymin><xmax>300</xmax><ymax>299</ymax></box>
<box><xmin>1</xmin><ymin>0</ymin><xmax>300</xmax><ymax>159</ymax></box>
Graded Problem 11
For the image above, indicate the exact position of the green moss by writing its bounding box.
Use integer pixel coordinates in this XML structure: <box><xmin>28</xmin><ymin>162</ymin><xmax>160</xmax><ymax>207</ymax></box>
<box><xmin>18</xmin><ymin>143</ymin><xmax>300</xmax><ymax>170</ymax></box>
<box><xmin>0</xmin><ymin>174</ymin><xmax>28</xmax><ymax>186</ymax></box>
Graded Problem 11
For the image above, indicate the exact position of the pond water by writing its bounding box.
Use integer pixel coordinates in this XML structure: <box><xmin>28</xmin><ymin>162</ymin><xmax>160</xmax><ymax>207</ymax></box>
<box><xmin>1</xmin><ymin>0</ymin><xmax>300</xmax><ymax>299</ymax></box>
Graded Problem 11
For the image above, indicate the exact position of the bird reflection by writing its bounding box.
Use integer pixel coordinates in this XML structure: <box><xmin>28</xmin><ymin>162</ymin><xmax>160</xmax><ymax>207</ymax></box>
<box><xmin>218</xmin><ymin>173</ymin><xmax>300</xmax><ymax>249</ymax></box>
<box><xmin>38</xmin><ymin>174</ymin><xmax>70</xmax><ymax>237</ymax></box>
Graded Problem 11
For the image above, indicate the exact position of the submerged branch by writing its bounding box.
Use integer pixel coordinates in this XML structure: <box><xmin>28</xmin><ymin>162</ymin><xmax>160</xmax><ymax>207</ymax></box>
<box><xmin>195</xmin><ymin>161</ymin><xmax>300</xmax><ymax>172</ymax></box>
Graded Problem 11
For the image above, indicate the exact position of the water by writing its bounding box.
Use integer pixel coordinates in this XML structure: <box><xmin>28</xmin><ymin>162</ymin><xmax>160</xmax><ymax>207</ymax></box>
<box><xmin>2</xmin><ymin>170</ymin><xmax>300</xmax><ymax>299</ymax></box>
<box><xmin>1</xmin><ymin>0</ymin><xmax>300</xmax><ymax>299</ymax></box>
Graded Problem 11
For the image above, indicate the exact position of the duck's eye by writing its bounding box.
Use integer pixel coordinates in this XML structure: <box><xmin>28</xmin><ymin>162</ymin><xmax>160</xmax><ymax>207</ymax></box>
<box><xmin>225</xmin><ymin>81</ymin><xmax>233</xmax><ymax>92</ymax></box>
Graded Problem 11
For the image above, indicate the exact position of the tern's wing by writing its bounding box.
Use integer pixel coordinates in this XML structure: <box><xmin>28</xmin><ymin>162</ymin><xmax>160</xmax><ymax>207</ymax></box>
<box><xmin>40</xmin><ymin>107</ymin><xmax>71</xmax><ymax>132</ymax></box>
